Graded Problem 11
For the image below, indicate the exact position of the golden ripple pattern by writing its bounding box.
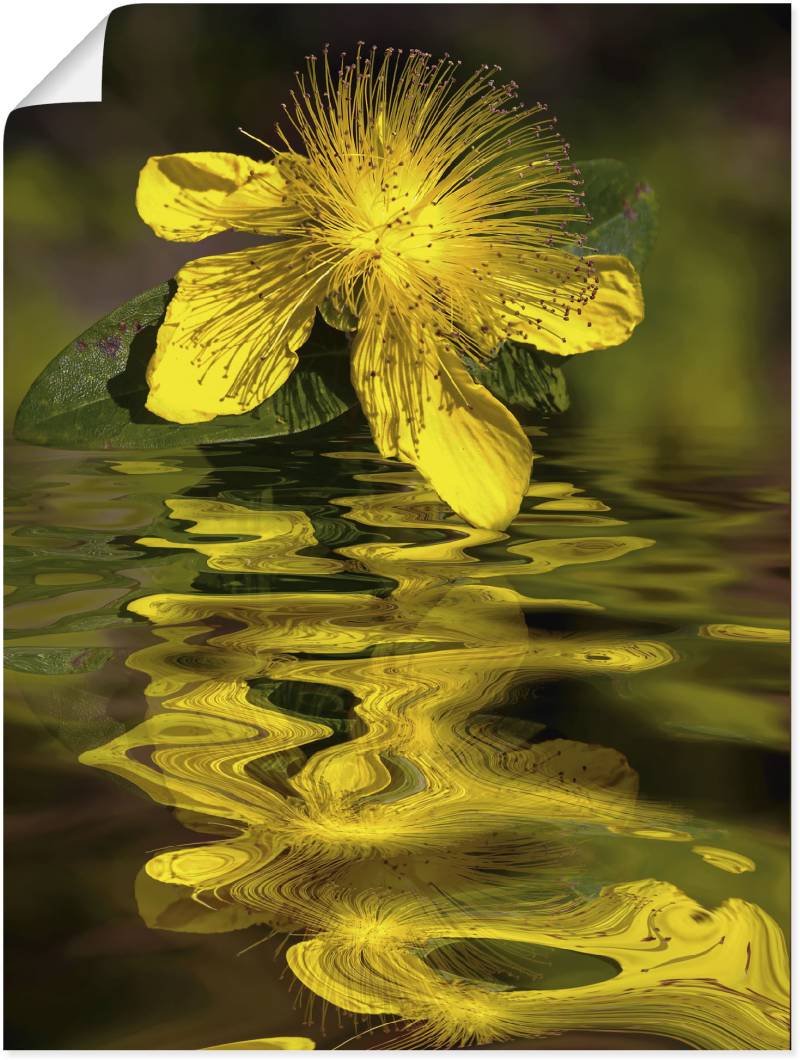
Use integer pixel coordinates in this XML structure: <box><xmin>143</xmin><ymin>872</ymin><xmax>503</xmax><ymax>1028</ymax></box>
<box><xmin>692</xmin><ymin>845</ymin><xmax>757</xmax><ymax>874</ymax></box>
<box><xmin>138</xmin><ymin>500</ymin><xmax>341</xmax><ymax>576</ymax></box>
<box><xmin>699</xmin><ymin>623</ymin><xmax>790</xmax><ymax>644</ymax></box>
<box><xmin>79</xmin><ymin>464</ymin><xmax>789</xmax><ymax>1049</ymax></box>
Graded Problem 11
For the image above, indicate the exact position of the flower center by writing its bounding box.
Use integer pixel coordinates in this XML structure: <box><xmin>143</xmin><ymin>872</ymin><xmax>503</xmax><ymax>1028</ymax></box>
<box><xmin>340</xmin><ymin>163</ymin><xmax>453</xmax><ymax>293</ymax></box>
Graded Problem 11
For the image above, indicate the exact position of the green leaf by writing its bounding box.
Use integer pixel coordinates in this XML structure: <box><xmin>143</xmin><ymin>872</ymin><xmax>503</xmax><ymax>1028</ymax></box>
<box><xmin>572</xmin><ymin>158</ymin><xmax>658</xmax><ymax>270</ymax></box>
<box><xmin>469</xmin><ymin>342</ymin><xmax>569</xmax><ymax>414</ymax></box>
<box><xmin>319</xmin><ymin>290</ymin><xmax>358</xmax><ymax>332</ymax></box>
<box><xmin>14</xmin><ymin>282</ymin><xmax>358</xmax><ymax>450</ymax></box>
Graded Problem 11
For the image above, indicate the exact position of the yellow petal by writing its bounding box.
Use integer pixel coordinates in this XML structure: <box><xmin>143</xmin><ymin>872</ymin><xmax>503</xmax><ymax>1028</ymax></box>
<box><xmin>503</xmin><ymin>254</ymin><xmax>644</xmax><ymax>355</ymax></box>
<box><xmin>136</xmin><ymin>152</ymin><xmax>290</xmax><ymax>242</ymax></box>
<box><xmin>351</xmin><ymin>314</ymin><xmax>532</xmax><ymax>531</ymax></box>
<box><xmin>146</xmin><ymin>241</ymin><xmax>321</xmax><ymax>423</ymax></box>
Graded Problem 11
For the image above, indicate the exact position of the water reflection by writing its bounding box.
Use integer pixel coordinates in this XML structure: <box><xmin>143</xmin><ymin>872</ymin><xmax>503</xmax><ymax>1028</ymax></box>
<box><xmin>71</xmin><ymin>452</ymin><xmax>789</xmax><ymax>1049</ymax></box>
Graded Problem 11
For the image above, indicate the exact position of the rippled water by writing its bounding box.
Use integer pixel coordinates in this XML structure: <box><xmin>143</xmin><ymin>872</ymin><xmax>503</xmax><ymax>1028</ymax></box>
<box><xmin>5</xmin><ymin>424</ymin><xmax>789</xmax><ymax>1049</ymax></box>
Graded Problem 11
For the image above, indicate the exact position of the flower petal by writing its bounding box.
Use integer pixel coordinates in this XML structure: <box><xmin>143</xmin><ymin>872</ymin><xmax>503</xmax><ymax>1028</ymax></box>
<box><xmin>503</xmin><ymin>254</ymin><xmax>644</xmax><ymax>355</ymax></box>
<box><xmin>351</xmin><ymin>314</ymin><xmax>532</xmax><ymax>530</ymax></box>
<box><xmin>146</xmin><ymin>241</ymin><xmax>322</xmax><ymax>423</ymax></box>
<box><xmin>136</xmin><ymin>152</ymin><xmax>291</xmax><ymax>242</ymax></box>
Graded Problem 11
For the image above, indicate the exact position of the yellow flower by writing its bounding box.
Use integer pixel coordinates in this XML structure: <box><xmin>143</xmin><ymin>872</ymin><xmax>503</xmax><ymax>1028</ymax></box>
<box><xmin>136</xmin><ymin>45</ymin><xmax>644</xmax><ymax>530</ymax></box>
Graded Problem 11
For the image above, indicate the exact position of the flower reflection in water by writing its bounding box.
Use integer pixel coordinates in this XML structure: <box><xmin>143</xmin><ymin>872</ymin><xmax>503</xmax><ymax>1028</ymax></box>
<box><xmin>80</xmin><ymin>457</ymin><xmax>789</xmax><ymax>1049</ymax></box>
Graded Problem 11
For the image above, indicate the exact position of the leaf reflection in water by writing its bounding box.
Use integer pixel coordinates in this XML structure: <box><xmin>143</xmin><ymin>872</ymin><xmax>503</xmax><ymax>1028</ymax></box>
<box><xmin>79</xmin><ymin>461</ymin><xmax>789</xmax><ymax>1050</ymax></box>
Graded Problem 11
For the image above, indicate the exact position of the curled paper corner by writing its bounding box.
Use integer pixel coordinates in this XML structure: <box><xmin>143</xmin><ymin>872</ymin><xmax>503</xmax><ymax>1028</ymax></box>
<box><xmin>16</xmin><ymin>16</ymin><xmax>108</xmax><ymax>108</ymax></box>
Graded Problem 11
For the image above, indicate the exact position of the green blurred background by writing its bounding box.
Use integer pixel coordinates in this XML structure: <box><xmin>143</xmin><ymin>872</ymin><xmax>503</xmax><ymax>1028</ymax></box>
<box><xmin>5</xmin><ymin>3</ymin><xmax>790</xmax><ymax>447</ymax></box>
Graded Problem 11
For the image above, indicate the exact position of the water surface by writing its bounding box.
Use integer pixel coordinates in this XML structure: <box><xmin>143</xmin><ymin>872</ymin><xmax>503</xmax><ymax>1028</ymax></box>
<box><xmin>5</xmin><ymin>425</ymin><xmax>789</xmax><ymax>1049</ymax></box>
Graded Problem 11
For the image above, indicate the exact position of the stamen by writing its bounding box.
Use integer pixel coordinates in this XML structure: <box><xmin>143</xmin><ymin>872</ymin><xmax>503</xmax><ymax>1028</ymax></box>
<box><xmin>224</xmin><ymin>47</ymin><xmax>596</xmax><ymax>416</ymax></box>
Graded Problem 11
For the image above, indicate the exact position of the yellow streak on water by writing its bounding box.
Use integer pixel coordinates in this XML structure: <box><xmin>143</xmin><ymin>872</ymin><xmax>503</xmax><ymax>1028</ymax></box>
<box><xmin>108</xmin><ymin>460</ymin><xmax>184</xmax><ymax>475</ymax></box>
<box><xmin>208</xmin><ymin>1037</ymin><xmax>315</xmax><ymax>1050</ymax></box>
<box><xmin>699</xmin><ymin>623</ymin><xmax>790</xmax><ymax>644</ymax></box>
<box><xmin>692</xmin><ymin>845</ymin><xmax>757</xmax><ymax>874</ymax></box>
